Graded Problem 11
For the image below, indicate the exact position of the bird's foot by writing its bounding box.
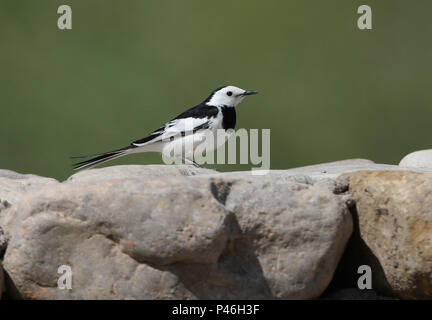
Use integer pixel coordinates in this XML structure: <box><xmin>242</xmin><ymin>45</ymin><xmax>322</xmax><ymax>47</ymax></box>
<box><xmin>183</xmin><ymin>157</ymin><xmax>202</xmax><ymax>168</ymax></box>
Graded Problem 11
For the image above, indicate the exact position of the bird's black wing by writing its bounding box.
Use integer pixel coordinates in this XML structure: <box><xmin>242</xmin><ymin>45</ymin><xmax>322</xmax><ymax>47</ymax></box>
<box><xmin>172</xmin><ymin>104</ymin><xmax>219</xmax><ymax>120</ymax></box>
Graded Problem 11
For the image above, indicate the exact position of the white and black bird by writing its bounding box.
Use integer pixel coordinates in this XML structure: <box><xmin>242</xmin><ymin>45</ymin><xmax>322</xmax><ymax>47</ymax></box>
<box><xmin>72</xmin><ymin>85</ymin><xmax>258</xmax><ymax>170</ymax></box>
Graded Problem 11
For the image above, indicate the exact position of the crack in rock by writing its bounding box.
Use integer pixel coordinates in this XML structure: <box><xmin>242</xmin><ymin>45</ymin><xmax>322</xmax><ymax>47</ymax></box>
<box><xmin>210</xmin><ymin>180</ymin><xmax>233</xmax><ymax>206</ymax></box>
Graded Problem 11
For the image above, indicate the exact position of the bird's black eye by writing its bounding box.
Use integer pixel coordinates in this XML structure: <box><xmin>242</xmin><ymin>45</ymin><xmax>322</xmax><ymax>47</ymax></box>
<box><xmin>227</xmin><ymin>91</ymin><xmax>233</xmax><ymax>96</ymax></box>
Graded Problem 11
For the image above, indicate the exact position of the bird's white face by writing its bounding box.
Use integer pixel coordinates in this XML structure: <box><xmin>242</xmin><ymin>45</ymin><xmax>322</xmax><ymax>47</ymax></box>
<box><xmin>205</xmin><ymin>86</ymin><xmax>258</xmax><ymax>107</ymax></box>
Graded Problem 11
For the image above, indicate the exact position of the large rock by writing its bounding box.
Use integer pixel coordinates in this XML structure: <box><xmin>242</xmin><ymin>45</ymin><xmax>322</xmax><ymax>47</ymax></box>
<box><xmin>220</xmin><ymin>178</ymin><xmax>352</xmax><ymax>299</ymax></box>
<box><xmin>1</xmin><ymin>165</ymin><xmax>352</xmax><ymax>299</ymax></box>
<box><xmin>345</xmin><ymin>170</ymin><xmax>432</xmax><ymax>299</ymax></box>
<box><xmin>320</xmin><ymin>288</ymin><xmax>397</xmax><ymax>300</ymax></box>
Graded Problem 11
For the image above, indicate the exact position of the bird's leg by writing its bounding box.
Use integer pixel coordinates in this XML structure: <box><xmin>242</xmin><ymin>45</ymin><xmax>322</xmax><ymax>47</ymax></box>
<box><xmin>172</xmin><ymin>155</ymin><xmax>201</xmax><ymax>168</ymax></box>
<box><xmin>182</xmin><ymin>157</ymin><xmax>202</xmax><ymax>168</ymax></box>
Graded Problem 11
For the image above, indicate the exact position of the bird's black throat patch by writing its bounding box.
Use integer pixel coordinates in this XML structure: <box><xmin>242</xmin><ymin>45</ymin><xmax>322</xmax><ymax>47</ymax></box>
<box><xmin>221</xmin><ymin>106</ymin><xmax>236</xmax><ymax>130</ymax></box>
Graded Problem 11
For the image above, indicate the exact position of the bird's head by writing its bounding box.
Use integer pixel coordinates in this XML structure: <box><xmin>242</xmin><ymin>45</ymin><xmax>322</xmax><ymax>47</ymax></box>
<box><xmin>204</xmin><ymin>85</ymin><xmax>258</xmax><ymax>107</ymax></box>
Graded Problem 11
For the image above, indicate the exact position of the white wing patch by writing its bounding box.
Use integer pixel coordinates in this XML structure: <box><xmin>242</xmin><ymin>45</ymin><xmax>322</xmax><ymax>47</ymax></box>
<box><xmin>132</xmin><ymin>117</ymin><xmax>212</xmax><ymax>147</ymax></box>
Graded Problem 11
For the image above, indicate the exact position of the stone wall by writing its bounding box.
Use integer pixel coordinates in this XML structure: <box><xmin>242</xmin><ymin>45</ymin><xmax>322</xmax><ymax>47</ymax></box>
<box><xmin>0</xmin><ymin>158</ymin><xmax>431</xmax><ymax>299</ymax></box>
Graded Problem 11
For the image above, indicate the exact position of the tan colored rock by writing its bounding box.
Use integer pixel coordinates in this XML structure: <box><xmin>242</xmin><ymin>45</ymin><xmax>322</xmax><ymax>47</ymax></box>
<box><xmin>346</xmin><ymin>170</ymin><xmax>432</xmax><ymax>299</ymax></box>
<box><xmin>3</xmin><ymin>177</ymin><xmax>230</xmax><ymax>299</ymax></box>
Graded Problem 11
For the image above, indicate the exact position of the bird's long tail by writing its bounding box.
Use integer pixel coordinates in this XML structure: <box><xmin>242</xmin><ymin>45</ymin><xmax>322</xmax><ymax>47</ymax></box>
<box><xmin>71</xmin><ymin>146</ymin><xmax>135</xmax><ymax>170</ymax></box>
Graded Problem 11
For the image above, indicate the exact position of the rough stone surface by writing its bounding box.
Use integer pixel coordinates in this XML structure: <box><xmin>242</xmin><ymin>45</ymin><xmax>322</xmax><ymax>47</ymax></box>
<box><xmin>345</xmin><ymin>170</ymin><xmax>432</xmax><ymax>299</ymax></box>
<box><xmin>1</xmin><ymin>165</ymin><xmax>352</xmax><ymax>300</ymax></box>
<box><xmin>220</xmin><ymin>178</ymin><xmax>353</xmax><ymax>299</ymax></box>
<box><xmin>66</xmin><ymin>164</ymin><xmax>217</xmax><ymax>183</ymax></box>
<box><xmin>0</xmin><ymin>169</ymin><xmax>58</xmax><ymax>206</ymax></box>
<box><xmin>399</xmin><ymin>149</ymin><xmax>432</xmax><ymax>169</ymax></box>
<box><xmin>6</xmin><ymin>160</ymin><xmax>432</xmax><ymax>300</ymax></box>
<box><xmin>0</xmin><ymin>170</ymin><xmax>59</xmax><ymax>258</ymax></box>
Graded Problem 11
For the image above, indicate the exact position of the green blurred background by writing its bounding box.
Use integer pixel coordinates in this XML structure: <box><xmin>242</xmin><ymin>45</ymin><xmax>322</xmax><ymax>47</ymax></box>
<box><xmin>1</xmin><ymin>0</ymin><xmax>431</xmax><ymax>181</ymax></box>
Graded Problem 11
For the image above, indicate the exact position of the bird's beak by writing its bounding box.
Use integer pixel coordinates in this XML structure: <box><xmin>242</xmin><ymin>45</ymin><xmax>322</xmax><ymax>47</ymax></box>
<box><xmin>241</xmin><ymin>90</ymin><xmax>258</xmax><ymax>96</ymax></box>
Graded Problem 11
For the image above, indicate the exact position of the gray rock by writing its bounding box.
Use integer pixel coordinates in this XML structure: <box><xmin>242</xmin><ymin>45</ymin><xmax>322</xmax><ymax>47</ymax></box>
<box><xmin>0</xmin><ymin>169</ymin><xmax>58</xmax><ymax>205</ymax></box>
<box><xmin>399</xmin><ymin>149</ymin><xmax>432</xmax><ymax>169</ymax></box>
<box><xmin>0</xmin><ymin>169</ymin><xmax>58</xmax><ymax>234</ymax></box>
<box><xmin>2</xmin><ymin>165</ymin><xmax>352</xmax><ymax>299</ymax></box>
<box><xmin>276</xmin><ymin>158</ymin><xmax>432</xmax><ymax>180</ymax></box>
<box><xmin>3</xmin><ymin>177</ymin><xmax>230</xmax><ymax>299</ymax></box>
